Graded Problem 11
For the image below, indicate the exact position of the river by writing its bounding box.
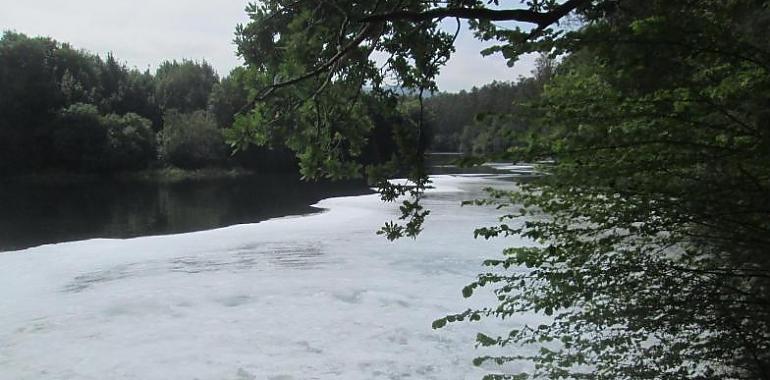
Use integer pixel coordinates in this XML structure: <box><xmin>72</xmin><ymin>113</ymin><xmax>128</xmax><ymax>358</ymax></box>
<box><xmin>0</xmin><ymin>173</ymin><xmax>543</xmax><ymax>379</ymax></box>
<box><xmin>0</xmin><ymin>175</ymin><xmax>370</xmax><ymax>252</ymax></box>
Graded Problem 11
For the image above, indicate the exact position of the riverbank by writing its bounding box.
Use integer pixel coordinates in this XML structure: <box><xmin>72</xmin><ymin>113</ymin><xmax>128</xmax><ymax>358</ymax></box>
<box><xmin>0</xmin><ymin>171</ymin><xmax>371</xmax><ymax>252</ymax></box>
<box><xmin>0</xmin><ymin>167</ymin><xmax>261</xmax><ymax>185</ymax></box>
<box><xmin>118</xmin><ymin>167</ymin><xmax>257</xmax><ymax>183</ymax></box>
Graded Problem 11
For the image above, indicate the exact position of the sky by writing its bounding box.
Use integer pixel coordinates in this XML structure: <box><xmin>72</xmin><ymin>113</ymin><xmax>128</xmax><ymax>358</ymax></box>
<box><xmin>0</xmin><ymin>0</ymin><xmax>536</xmax><ymax>93</ymax></box>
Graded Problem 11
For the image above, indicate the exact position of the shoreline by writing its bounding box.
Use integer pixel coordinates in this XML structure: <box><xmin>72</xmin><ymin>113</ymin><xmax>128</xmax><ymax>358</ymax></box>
<box><xmin>0</xmin><ymin>167</ymin><xmax>261</xmax><ymax>185</ymax></box>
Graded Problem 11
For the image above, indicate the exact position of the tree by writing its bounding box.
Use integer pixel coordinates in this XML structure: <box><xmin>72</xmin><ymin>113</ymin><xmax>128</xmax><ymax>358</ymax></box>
<box><xmin>455</xmin><ymin>3</ymin><xmax>769</xmax><ymax>377</ymax></box>
<box><xmin>120</xmin><ymin>68</ymin><xmax>163</xmax><ymax>130</ymax></box>
<box><xmin>423</xmin><ymin>79</ymin><xmax>541</xmax><ymax>153</ymax></box>
<box><xmin>231</xmin><ymin>0</ymin><xmax>601</xmax><ymax>237</ymax></box>
<box><xmin>52</xmin><ymin>104</ymin><xmax>157</xmax><ymax>173</ymax></box>
<box><xmin>97</xmin><ymin>53</ymin><xmax>130</xmax><ymax>113</ymax></box>
<box><xmin>0</xmin><ymin>32</ymin><xmax>165</xmax><ymax>175</ymax></box>
<box><xmin>54</xmin><ymin>44</ymin><xmax>102</xmax><ymax>106</ymax></box>
<box><xmin>160</xmin><ymin>110</ymin><xmax>227</xmax><ymax>169</ymax></box>
<box><xmin>233</xmin><ymin>0</ymin><xmax>770</xmax><ymax>378</ymax></box>
<box><xmin>52</xmin><ymin>103</ymin><xmax>109</xmax><ymax>172</ymax></box>
<box><xmin>0</xmin><ymin>32</ymin><xmax>62</xmax><ymax>173</ymax></box>
<box><xmin>103</xmin><ymin>112</ymin><xmax>157</xmax><ymax>171</ymax></box>
<box><xmin>155</xmin><ymin>59</ymin><xmax>219</xmax><ymax>114</ymax></box>
<box><xmin>208</xmin><ymin>67</ymin><xmax>251</xmax><ymax>129</ymax></box>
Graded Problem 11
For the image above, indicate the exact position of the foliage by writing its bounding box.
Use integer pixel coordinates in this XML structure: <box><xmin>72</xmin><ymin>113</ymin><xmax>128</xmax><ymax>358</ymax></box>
<box><xmin>53</xmin><ymin>103</ymin><xmax>109</xmax><ymax>171</ymax></box>
<box><xmin>424</xmin><ymin>80</ymin><xmax>541</xmax><ymax>152</ymax></box>
<box><xmin>208</xmin><ymin>67</ymin><xmax>251</xmax><ymax>129</ymax></box>
<box><xmin>108</xmin><ymin>63</ymin><xmax>163</xmax><ymax>130</ymax></box>
<box><xmin>161</xmin><ymin>110</ymin><xmax>227</xmax><ymax>169</ymax></box>
<box><xmin>459</xmin><ymin>113</ymin><xmax>523</xmax><ymax>155</ymax></box>
<box><xmin>0</xmin><ymin>32</ymin><xmax>162</xmax><ymax>174</ymax></box>
<box><xmin>52</xmin><ymin>104</ymin><xmax>157</xmax><ymax>172</ymax></box>
<box><xmin>0</xmin><ymin>32</ymin><xmax>61</xmax><ymax>173</ymax></box>
<box><xmin>233</xmin><ymin>0</ymin><xmax>770</xmax><ymax>378</ymax></box>
<box><xmin>0</xmin><ymin>31</ymin><xmax>305</xmax><ymax>176</ymax></box>
<box><xmin>431</xmin><ymin>1</ymin><xmax>770</xmax><ymax>378</ymax></box>
<box><xmin>102</xmin><ymin>112</ymin><xmax>157</xmax><ymax>170</ymax></box>
<box><xmin>155</xmin><ymin>59</ymin><xmax>219</xmax><ymax>114</ymax></box>
<box><xmin>233</xmin><ymin>0</ymin><xmax>464</xmax><ymax>236</ymax></box>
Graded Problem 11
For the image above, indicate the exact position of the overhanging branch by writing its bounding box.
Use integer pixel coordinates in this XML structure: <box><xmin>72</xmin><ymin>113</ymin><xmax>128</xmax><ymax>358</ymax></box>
<box><xmin>255</xmin><ymin>22</ymin><xmax>381</xmax><ymax>101</ymax></box>
<box><xmin>361</xmin><ymin>0</ymin><xmax>591</xmax><ymax>28</ymax></box>
<box><xmin>245</xmin><ymin>0</ymin><xmax>591</xmax><ymax>109</ymax></box>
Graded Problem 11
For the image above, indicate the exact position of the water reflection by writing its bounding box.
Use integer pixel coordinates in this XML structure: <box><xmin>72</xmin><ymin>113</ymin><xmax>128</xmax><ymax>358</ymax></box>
<box><xmin>0</xmin><ymin>174</ymin><xmax>370</xmax><ymax>252</ymax></box>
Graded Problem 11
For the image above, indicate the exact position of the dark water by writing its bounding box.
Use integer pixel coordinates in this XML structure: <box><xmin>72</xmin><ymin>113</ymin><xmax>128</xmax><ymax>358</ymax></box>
<box><xmin>0</xmin><ymin>175</ymin><xmax>371</xmax><ymax>252</ymax></box>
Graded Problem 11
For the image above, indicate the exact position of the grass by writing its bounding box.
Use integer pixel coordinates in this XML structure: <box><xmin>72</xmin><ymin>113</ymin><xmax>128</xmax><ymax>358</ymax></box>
<box><xmin>118</xmin><ymin>167</ymin><xmax>255</xmax><ymax>183</ymax></box>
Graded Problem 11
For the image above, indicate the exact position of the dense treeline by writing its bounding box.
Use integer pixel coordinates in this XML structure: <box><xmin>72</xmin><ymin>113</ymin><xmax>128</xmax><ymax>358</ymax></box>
<box><xmin>0</xmin><ymin>31</ymin><xmax>299</xmax><ymax>177</ymax></box>
<box><xmin>423</xmin><ymin>57</ymin><xmax>552</xmax><ymax>154</ymax></box>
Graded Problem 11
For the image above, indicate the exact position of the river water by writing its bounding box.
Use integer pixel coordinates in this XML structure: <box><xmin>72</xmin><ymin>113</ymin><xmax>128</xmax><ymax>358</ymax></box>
<box><xmin>0</xmin><ymin>175</ymin><xmax>370</xmax><ymax>252</ymax></box>
<box><xmin>0</xmin><ymin>174</ymin><xmax>544</xmax><ymax>379</ymax></box>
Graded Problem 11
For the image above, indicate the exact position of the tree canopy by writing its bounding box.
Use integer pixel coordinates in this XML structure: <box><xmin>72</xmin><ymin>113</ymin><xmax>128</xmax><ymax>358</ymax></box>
<box><xmin>233</xmin><ymin>0</ymin><xmax>770</xmax><ymax>378</ymax></box>
<box><xmin>423</xmin><ymin>78</ymin><xmax>545</xmax><ymax>153</ymax></box>
<box><xmin>230</xmin><ymin>0</ymin><xmax>593</xmax><ymax>173</ymax></box>
<box><xmin>0</xmin><ymin>32</ymin><xmax>308</xmax><ymax>175</ymax></box>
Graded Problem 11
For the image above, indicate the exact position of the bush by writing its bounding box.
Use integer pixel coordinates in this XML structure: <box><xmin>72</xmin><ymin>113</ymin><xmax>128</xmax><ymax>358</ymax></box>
<box><xmin>103</xmin><ymin>113</ymin><xmax>157</xmax><ymax>170</ymax></box>
<box><xmin>53</xmin><ymin>103</ymin><xmax>108</xmax><ymax>171</ymax></box>
<box><xmin>161</xmin><ymin>110</ymin><xmax>226</xmax><ymax>169</ymax></box>
<box><xmin>52</xmin><ymin>103</ymin><xmax>157</xmax><ymax>172</ymax></box>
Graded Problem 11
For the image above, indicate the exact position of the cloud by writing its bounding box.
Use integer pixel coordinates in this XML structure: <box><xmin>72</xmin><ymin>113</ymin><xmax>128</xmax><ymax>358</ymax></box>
<box><xmin>438</xmin><ymin>28</ymin><xmax>537</xmax><ymax>92</ymax></box>
<box><xmin>0</xmin><ymin>1</ymin><xmax>535</xmax><ymax>91</ymax></box>
<box><xmin>0</xmin><ymin>0</ymin><xmax>250</xmax><ymax>74</ymax></box>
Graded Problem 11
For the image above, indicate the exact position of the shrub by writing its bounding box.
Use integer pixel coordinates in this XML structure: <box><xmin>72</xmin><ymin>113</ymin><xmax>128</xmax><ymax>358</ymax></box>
<box><xmin>103</xmin><ymin>113</ymin><xmax>157</xmax><ymax>171</ymax></box>
<box><xmin>53</xmin><ymin>103</ymin><xmax>108</xmax><ymax>171</ymax></box>
<box><xmin>160</xmin><ymin>110</ymin><xmax>226</xmax><ymax>169</ymax></box>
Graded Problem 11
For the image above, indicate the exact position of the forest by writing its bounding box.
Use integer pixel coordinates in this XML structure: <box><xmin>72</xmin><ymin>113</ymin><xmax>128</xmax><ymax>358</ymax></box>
<box><xmin>423</xmin><ymin>75</ymin><xmax>547</xmax><ymax>154</ymax></box>
<box><xmin>0</xmin><ymin>32</ymin><xmax>340</xmax><ymax>178</ymax></box>
<box><xmin>1</xmin><ymin>30</ymin><xmax>519</xmax><ymax>181</ymax></box>
<box><xmin>0</xmin><ymin>30</ymin><xmax>547</xmax><ymax>180</ymax></box>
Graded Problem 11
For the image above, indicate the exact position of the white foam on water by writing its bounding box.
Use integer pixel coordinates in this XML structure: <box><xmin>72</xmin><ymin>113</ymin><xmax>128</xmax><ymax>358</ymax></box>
<box><xmin>0</xmin><ymin>175</ymin><xmax>544</xmax><ymax>380</ymax></box>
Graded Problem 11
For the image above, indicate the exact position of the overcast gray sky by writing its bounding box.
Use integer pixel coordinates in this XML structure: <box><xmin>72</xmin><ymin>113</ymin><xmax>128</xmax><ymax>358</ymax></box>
<box><xmin>0</xmin><ymin>0</ymin><xmax>535</xmax><ymax>92</ymax></box>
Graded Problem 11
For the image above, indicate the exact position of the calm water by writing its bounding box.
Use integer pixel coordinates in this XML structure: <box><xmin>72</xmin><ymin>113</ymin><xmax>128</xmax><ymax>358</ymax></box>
<box><xmin>0</xmin><ymin>174</ymin><xmax>370</xmax><ymax>252</ymax></box>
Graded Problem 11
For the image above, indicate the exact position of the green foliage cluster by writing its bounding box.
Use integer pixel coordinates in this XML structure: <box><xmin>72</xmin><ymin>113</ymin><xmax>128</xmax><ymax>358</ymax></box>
<box><xmin>233</xmin><ymin>0</ymin><xmax>464</xmax><ymax>236</ymax></box>
<box><xmin>0</xmin><ymin>32</ymin><xmax>301</xmax><ymax>176</ymax></box>
<box><xmin>0</xmin><ymin>32</ymin><xmax>158</xmax><ymax>174</ymax></box>
<box><xmin>161</xmin><ymin>110</ymin><xmax>226</xmax><ymax>169</ymax></box>
<box><xmin>54</xmin><ymin>103</ymin><xmax>156</xmax><ymax>172</ymax></box>
<box><xmin>233</xmin><ymin>0</ymin><xmax>770</xmax><ymax>378</ymax></box>
<box><xmin>208</xmin><ymin>67</ymin><xmax>251</xmax><ymax>129</ymax></box>
<box><xmin>431</xmin><ymin>1</ymin><xmax>770</xmax><ymax>378</ymax></box>
<box><xmin>423</xmin><ymin>80</ymin><xmax>541</xmax><ymax>153</ymax></box>
<box><xmin>155</xmin><ymin>60</ymin><xmax>220</xmax><ymax>113</ymax></box>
